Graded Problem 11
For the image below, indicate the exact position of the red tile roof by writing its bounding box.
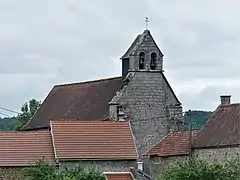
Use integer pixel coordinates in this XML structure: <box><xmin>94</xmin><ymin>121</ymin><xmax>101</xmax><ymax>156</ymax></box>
<box><xmin>194</xmin><ymin>104</ymin><xmax>240</xmax><ymax>148</ymax></box>
<box><xmin>23</xmin><ymin>77</ymin><xmax>122</xmax><ymax>130</ymax></box>
<box><xmin>145</xmin><ymin>131</ymin><xmax>198</xmax><ymax>157</ymax></box>
<box><xmin>0</xmin><ymin>131</ymin><xmax>55</xmax><ymax>167</ymax></box>
<box><xmin>104</xmin><ymin>172</ymin><xmax>135</xmax><ymax>180</ymax></box>
<box><xmin>51</xmin><ymin>121</ymin><xmax>138</xmax><ymax>160</ymax></box>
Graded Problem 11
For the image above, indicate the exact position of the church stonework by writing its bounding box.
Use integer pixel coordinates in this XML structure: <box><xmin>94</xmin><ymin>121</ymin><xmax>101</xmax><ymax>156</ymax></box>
<box><xmin>109</xmin><ymin>30</ymin><xmax>183</xmax><ymax>155</ymax></box>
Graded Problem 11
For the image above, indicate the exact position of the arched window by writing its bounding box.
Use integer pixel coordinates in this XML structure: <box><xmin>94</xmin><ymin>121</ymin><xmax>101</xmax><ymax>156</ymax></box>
<box><xmin>150</xmin><ymin>52</ymin><xmax>157</xmax><ymax>70</ymax></box>
<box><xmin>139</xmin><ymin>52</ymin><xmax>145</xmax><ymax>70</ymax></box>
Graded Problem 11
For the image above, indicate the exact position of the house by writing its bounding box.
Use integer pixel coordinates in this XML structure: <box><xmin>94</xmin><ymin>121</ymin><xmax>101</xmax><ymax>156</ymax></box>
<box><xmin>193</xmin><ymin>95</ymin><xmax>240</xmax><ymax>163</ymax></box>
<box><xmin>144</xmin><ymin>130</ymin><xmax>198</xmax><ymax>177</ymax></box>
<box><xmin>143</xmin><ymin>95</ymin><xmax>240</xmax><ymax>177</ymax></box>
<box><xmin>23</xmin><ymin>29</ymin><xmax>183</xmax><ymax>156</ymax></box>
<box><xmin>0</xmin><ymin>121</ymin><xmax>139</xmax><ymax>179</ymax></box>
<box><xmin>0</xmin><ymin>131</ymin><xmax>55</xmax><ymax>179</ymax></box>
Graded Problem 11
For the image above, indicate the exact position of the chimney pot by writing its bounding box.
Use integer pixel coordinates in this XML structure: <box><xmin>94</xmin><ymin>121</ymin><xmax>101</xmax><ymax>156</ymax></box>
<box><xmin>220</xmin><ymin>95</ymin><xmax>231</xmax><ymax>105</ymax></box>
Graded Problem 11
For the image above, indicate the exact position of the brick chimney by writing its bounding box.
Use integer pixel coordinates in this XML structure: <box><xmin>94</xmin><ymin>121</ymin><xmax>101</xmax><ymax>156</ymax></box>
<box><xmin>220</xmin><ymin>95</ymin><xmax>231</xmax><ymax>105</ymax></box>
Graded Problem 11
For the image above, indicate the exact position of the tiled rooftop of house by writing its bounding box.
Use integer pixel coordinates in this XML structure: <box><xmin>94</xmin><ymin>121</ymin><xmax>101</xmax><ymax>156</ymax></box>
<box><xmin>104</xmin><ymin>172</ymin><xmax>135</xmax><ymax>180</ymax></box>
<box><xmin>194</xmin><ymin>103</ymin><xmax>240</xmax><ymax>148</ymax></box>
<box><xmin>145</xmin><ymin>131</ymin><xmax>199</xmax><ymax>157</ymax></box>
<box><xmin>0</xmin><ymin>131</ymin><xmax>55</xmax><ymax>167</ymax></box>
<box><xmin>51</xmin><ymin>121</ymin><xmax>138</xmax><ymax>160</ymax></box>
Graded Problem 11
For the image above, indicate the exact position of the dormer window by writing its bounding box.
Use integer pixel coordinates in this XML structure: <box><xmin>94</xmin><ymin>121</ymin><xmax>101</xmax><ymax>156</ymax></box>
<box><xmin>139</xmin><ymin>52</ymin><xmax>145</xmax><ymax>70</ymax></box>
<box><xmin>150</xmin><ymin>52</ymin><xmax>157</xmax><ymax>70</ymax></box>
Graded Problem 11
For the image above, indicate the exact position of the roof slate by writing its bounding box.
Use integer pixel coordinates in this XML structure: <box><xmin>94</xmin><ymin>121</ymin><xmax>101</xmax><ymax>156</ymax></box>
<box><xmin>51</xmin><ymin>121</ymin><xmax>138</xmax><ymax>160</ymax></box>
<box><xmin>0</xmin><ymin>131</ymin><xmax>55</xmax><ymax>167</ymax></box>
<box><xmin>104</xmin><ymin>172</ymin><xmax>134</xmax><ymax>180</ymax></box>
<box><xmin>23</xmin><ymin>77</ymin><xmax>122</xmax><ymax>130</ymax></box>
<box><xmin>145</xmin><ymin>131</ymin><xmax>198</xmax><ymax>157</ymax></box>
<box><xmin>193</xmin><ymin>103</ymin><xmax>240</xmax><ymax>148</ymax></box>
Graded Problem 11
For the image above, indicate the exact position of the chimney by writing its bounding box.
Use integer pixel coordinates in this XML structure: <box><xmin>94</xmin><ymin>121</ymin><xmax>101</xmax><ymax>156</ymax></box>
<box><xmin>137</xmin><ymin>161</ymin><xmax>143</xmax><ymax>171</ymax></box>
<box><xmin>220</xmin><ymin>95</ymin><xmax>231</xmax><ymax>105</ymax></box>
<box><xmin>117</xmin><ymin>105</ymin><xmax>125</xmax><ymax>121</ymax></box>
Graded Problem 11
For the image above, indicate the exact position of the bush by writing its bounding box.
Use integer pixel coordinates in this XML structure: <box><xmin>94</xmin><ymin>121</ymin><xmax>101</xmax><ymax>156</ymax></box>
<box><xmin>158</xmin><ymin>157</ymin><xmax>240</xmax><ymax>180</ymax></box>
<box><xmin>20</xmin><ymin>159</ymin><xmax>105</xmax><ymax>180</ymax></box>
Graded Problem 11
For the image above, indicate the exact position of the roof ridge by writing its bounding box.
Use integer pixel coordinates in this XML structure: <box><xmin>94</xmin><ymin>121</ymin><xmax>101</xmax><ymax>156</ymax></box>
<box><xmin>51</xmin><ymin>120</ymin><xmax>128</xmax><ymax>124</ymax></box>
<box><xmin>0</xmin><ymin>130</ymin><xmax>49</xmax><ymax>134</ymax></box>
<box><xmin>54</xmin><ymin>76</ymin><xmax>122</xmax><ymax>87</ymax></box>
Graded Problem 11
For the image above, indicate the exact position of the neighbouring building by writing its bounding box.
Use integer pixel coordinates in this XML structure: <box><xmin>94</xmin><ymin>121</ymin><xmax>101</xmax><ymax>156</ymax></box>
<box><xmin>144</xmin><ymin>130</ymin><xmax>198</xmax><ymax>177</ymax></box>
<box><xmin>0</xmin><ymin>131</ymin><xmax>55</xmax><ymax>179</ymax></box>
<box><xmin>0</xmin><ymin>121</ymin><xmax>140</xmax><ymax>179</ymax></box>
<box><xmin>193</xmin><ymin>95</ymin><xmax>240</xmax><ymax>163</ymax></box>
<box><xmin>22</xmin><ymin>29</ymin><xmax>183</xmax><ymax>157</ymax></box>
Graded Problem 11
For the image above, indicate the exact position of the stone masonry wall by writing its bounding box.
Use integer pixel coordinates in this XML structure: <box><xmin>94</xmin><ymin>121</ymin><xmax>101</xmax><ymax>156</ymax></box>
<box><xmin>148</xmin><ymin>156</ymin><xmax>188</xmax><ymax>179</ymax></box>
<box><xmin>60</xmin><ymin>160</ymin><xmax>137</xmax><ymax>172</ymax></box>
<box><xmin>110</xmin><ymin>71</ymin><xmax>182</xmax><ymax>155</ymax></box>
<box><xmin>194</xmin><ymin>146</ymin><xmax>240</xmax><ymax>163</ymax></box>
<box><xmin>130</xmin><ymin>30</ymin><xmax>163</xmax><ymax>71</ymax></box>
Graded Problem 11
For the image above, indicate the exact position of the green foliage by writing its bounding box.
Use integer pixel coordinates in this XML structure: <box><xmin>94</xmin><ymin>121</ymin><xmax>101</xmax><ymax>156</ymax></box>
<box><xmin>158</xmin><ymin>157</ymin><xmax>240</xmax><ymax>180</ymax></box>
<box><xmin>183</xmin><ymin>110</ymin><xmax>212</xmax><ymax>130</ymax></box>
<box><xmin>15</xmin><ymin>99</ymin><xmax>41</xmax><ymax>131</ymax></box>
<box><xmin>0</xmin><ymin>117</ymin><xmax>17</xmax><ymax>131</ymax></box>
<box><xmin>21</xmin><ymin>158</ymin><xmax>105</xmax><ymax>180</ymax></box>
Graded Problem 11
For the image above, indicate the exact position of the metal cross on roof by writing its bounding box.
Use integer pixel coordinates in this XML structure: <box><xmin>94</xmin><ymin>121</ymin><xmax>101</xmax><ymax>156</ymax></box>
<box><xmin>145</xmin><ymin>17</ymin><xmax>149</xmax><ymax>30</ymax></box>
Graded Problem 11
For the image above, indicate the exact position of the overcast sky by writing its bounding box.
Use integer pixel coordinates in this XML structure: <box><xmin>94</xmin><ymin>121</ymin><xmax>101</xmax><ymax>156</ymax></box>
<box><xmin>0</xmin><ymin>0</ymin><xmax>240</xmax><ymax>116</ymax></box>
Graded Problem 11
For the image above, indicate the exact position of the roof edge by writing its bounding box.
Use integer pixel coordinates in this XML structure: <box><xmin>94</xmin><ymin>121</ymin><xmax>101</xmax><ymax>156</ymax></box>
<box><xmin>50</xmin><ymin>121</ymin><xmax>58</xmax><ymax>164</ymax></box>
<box><xmin>54</xmin><ymin>76</ymin><xmax>122</xmax><ymax>88</ymax></box>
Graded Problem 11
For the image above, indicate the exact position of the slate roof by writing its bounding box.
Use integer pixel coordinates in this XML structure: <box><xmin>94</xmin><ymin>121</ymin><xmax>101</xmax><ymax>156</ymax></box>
<box><xmin>193</xmin><ymin>103</ymin><xmax>240</xmax><ymax>148</ymax></box>
<box><xmin>23</xmin><ymin>77</ymin><xmax>122</xmax><ymax>130</ymax></box>
<box><xmin>104</xmin><ymin>172</ymin><xmax>135</xmax><ymax>180</ymax></box>
<box><xmin>145</xmin><ymin>131</ymin><xmax>199</xmax><ymax>157</ymax></box>
<box><xmin>121</xmin><ymin>30</ymin><xmax>163</xmax><ymax>59</ymax></box>
<box><xmin>0</xmin><ymin>131</ymin><xmax>55</xmax><ymax>167</ymax></box>
<box><xmin>51</xmin><ymin>121</ymin><xmax>138</xmax><ymax>160</ymax></box>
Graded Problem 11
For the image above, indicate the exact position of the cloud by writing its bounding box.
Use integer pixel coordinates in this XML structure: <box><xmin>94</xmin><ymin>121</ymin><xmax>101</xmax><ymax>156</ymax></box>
<box><xmin>0</xmin><ymin>0</ymin><xmax>240</xmax><ymax>115</ymax></box>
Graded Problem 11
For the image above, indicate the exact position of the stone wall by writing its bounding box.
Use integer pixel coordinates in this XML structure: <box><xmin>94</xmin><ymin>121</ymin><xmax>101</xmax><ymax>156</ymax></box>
<box><xmin>110</xmin><ymin>71</ymin><xmax>182</xmax><ymax>155</ymax></box>
<box><xmin>148</xmin><ymin>156</ymin><xmax>188</xmax><ymax>179</ymax></box>
<box><xmin>194</xmin><ymin>146</ymin><xmax>240</xmax><ymax>163</ymax></box>
<box><xmin>0</xmin><ymin>168</ymin><xmax>21</xmax><ymax>180</ymax></box>
<box><xmin>60</xmin><ymin>159</ymin><xmax>137</xmax><ymax>172</ymax></box>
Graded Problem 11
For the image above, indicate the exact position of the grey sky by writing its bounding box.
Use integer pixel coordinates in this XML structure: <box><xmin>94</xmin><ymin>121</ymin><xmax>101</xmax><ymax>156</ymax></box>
<box><xmin>0</xmin><ymin>0</ymin><xmax>240</xmax><ymax>116</ymax></box>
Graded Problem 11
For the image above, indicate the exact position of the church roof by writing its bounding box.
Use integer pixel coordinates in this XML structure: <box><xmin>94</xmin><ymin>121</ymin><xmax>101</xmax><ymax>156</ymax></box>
<box><xmin>193</xmin><ymin>103</ymin><xmax>240</xmax><ymax>148</ymax></box>
<box><xmin>23</xmin><ymin>77</ymin><xmax>122</xmax><ymax>130</ymax></box>
<box><xmin>0</xmin><ymin>131</ymin><xmax>55</xmax><ymax>167</ymax></box>
<box><xmin>144</xmin><ymin>131</ymin><xmax>199</xmax><ymax>157</ymax></box>
<box><xmin>120</xmin><ymin>30</ymin><xmax>163</xmax><ymax>59</ymax></box>
<box><xmin>51</xmin><ymin>121</ymin><xmax>138</xmax><ymax>160</ymax></box>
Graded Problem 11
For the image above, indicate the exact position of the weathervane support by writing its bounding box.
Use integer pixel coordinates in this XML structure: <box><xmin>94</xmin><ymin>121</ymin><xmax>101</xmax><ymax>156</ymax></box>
<box><xmin>145</xmin><ymin>17</ymin><xmax>149</xmax><ymax>30</ymax></box>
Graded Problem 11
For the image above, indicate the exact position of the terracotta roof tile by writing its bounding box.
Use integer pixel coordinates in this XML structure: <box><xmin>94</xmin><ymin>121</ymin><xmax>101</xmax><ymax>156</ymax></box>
<box><xmin>0</xmin><ymin>131</ymin><xmax>55</xmax><ymax>167</ymax></box>
<box><xmin>145</xmin><ymin>131</ymin><xmax>198</xmax><ymax>157</ymax></box>
<box><xmin>51</xmin><ymin>121</ymin><xmax>138</xmax><ymax>160</ymax></box>
<box><xmin>23</xmin><ymin>77</ymin><xmax>122</xmax><ymax>130</ymax></box>
<box><xmin>194</xmin><ymin>104</ymin><xmax>240</xmax><ymax>148</ymax></box>
<box><xmin>104</xmin><ymin>172</ymin><xmax>134</xmax><ymax>180</ymax></box>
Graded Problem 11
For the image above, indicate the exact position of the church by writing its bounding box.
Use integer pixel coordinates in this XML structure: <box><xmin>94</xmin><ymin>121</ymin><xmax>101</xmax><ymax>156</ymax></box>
<box><xmin>23</xmin><ymin>29</ymin><xmax>183</xmax><ymax>155</ymax></box>
<box><xmin>0</xmin><ymin>29</ymin><xmax>186</xmax><ymax>180</ymax></box>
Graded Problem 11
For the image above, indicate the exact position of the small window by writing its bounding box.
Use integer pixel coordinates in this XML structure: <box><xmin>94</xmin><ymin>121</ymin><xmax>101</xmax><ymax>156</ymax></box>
<box><xmin>150</xmin><ymin>52</ymin><xmax>157</xmax><ymax>70</ymax></box>
<box><xmin>139</xmin><ymin>52</ymin><xmax>145</xmax><ymax>70</ymax></box>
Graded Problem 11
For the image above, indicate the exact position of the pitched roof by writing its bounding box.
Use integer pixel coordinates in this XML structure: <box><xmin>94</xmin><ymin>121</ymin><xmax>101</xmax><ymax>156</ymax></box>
<box><xmin>51</xmin><ymin>121</ymin><xmax>138</xmax><ymax>160</ymax></box>
<box><xmin>0</xmin><ymin>131</ymin><xmax>55</xmax><ymax>167</ymax></box>
<box><xmin>194</xmin><ymin>103</ymin><xmax>240</xmax><ymax>148</ymax></box>
<box><xmin>144</xmin><ymin>131</ymin><xmax>199</xmax><ymax>157</ymax></box>
<box><xmin>104</xmin><ymin>172</ymin><xmax>135</xmax><ymax>180</ymax></box>
<box><xmin>121</xmin><ymin>30</ymin><xmax>163</xmax><ymax>59</ymax></box>
<box><xmin>23</xmin><ymin>77</ymin><xmax>122</xmax><ymax>130</ymax></box>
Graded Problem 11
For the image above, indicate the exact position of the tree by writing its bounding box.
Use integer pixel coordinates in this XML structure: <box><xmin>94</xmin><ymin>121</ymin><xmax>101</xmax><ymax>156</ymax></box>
<box><xmin>15</xmin><ymin>99</ymin><xmax>41</xmax><ymax>131</ymax></box>
<box><xmin>158</xmin><ymin>157</ymin><xmax>240</xmax><ymax>180</ymax></box>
